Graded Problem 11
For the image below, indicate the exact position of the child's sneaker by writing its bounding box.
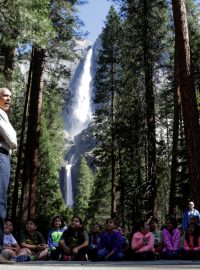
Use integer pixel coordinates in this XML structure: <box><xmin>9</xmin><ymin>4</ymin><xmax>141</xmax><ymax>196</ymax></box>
<box><xmin>82</xmin><ymin>254</ymin><xmax>88</xmax><ymax>261</ymax></box>
<box><xmin>63</xmin><ymin>255</ymin><xmax>71</xmax><ymax>261</ymax></box>
<box><xmin>30</xmin><ymin>255</ymin><xmax>37</xmax><ymax>261</ymax></box>
<box><xmin>15</xmin><ymin>255</ymin><xmax>31</xmax><ymax>262</ymax></box>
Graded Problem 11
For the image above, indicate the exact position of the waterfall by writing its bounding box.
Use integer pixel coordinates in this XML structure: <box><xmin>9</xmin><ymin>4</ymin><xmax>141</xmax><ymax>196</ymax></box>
<box><xmin>65</xmin><ymin>164</ymin><xmax>73</xmax><ymax>206</ymax></box>
<box><xmin>64</xmin><ymin>47</ymin><xmax>93</xmax><ymax>207</ymax></box>
<box><xmin>69</xmin><ymin>47</ymin><xmax>93</xmax><ymax>137</ymax></box>
<box><xmin>64</xmin><ymin>154</ymin><xmax>75</xmax><ymax>207</ymax></box>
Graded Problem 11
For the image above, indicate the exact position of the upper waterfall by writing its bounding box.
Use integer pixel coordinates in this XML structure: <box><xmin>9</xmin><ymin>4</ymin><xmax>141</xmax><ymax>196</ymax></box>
<box><xmin>68</xmin><ymin>47</ymin><xmax>93</xmax><ymax>138</ymax></box>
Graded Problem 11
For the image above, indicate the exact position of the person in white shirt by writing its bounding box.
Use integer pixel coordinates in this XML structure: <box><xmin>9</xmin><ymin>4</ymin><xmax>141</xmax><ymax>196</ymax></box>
<box><xmin>0</xmin><ymin>87</ymin><xmax>17</xmax><ymax>263</ymax></box>
<box><xmin>182</xmin><ymin>201</ymin><xmax>200</xmax><ymax>231</ymax></box>
<box><xmin>1</xmin><ymin>219</ymin><xmax>20</xmax><ymax>260</ymax></box>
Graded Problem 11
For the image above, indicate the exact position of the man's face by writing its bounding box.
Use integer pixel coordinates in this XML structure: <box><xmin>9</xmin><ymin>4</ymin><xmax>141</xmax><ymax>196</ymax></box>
<box><xmin>189</xmin><ymin>202</ymin><xmax>194</xmax><ymax>209</ymax></box>
<box><xmin>0</xmin><ymin>88</ymin><xmax>12</xmax><ymax>112</ymax></box>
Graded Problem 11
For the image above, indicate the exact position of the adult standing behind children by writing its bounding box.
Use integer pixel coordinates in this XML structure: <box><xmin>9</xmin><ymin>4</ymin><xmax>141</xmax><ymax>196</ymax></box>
<box><xmin>182</xmin><ymin>201</ymin><xmax>200</xmax><ymax>231</ymax></box>
<box><xmin>0</xmin><ymin>87</ymin><xmax>17</xmax><ymax>263</ymax></box>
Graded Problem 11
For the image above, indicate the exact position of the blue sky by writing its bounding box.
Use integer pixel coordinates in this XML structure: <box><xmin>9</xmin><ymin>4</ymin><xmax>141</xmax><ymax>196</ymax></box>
<box><xmin>77</xmin><ymin>0</ymin><xmax>113</xmax><ymax>44</ymax></box>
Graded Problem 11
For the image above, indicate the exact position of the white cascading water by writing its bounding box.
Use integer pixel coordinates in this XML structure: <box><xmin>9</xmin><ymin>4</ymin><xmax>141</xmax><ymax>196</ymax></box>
<box><xmin>70</xmin><ymin>47</ymin><xmax>93</xmax><ymax>137</ymax></box>
<box><xmin>65</xmin><ymin>154</ymin><xmax>75</xmax><ymax>206</ymax></box>
<box><xmin>65</xmin><ymin>164</ymin><xmax>73</xmax><ymax>205</ymax></box>
<box><xmin>65</xmin><ymin>47</ymin><xmax>93</xmax><ymax>207</ymax></box>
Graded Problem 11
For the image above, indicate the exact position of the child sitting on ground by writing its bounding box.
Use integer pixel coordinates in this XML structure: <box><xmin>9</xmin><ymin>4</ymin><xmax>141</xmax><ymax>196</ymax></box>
<box><xmin>181</xmin><ymin>223</ymin><xmax>200</xmax><ymax>259</ymax></box>
<box><xmin>47</xmin><ymin>216</ymin><xmax>66</xmax><ymax>259</ymax></box>
<box><xmin>88</xmin><ymin>223</ymin><xmax>101</xmax><ymax>260</ymax></box>
<box><xmin>1</xmin><ymin>219</ymin><xmax>20</xmax><ymax>260</ymax></box>
<box><xmin>131</xmin><ymin>220</ymin><xmax>155</xmax><ymax>260</ymax></box>
<box><xmin>148</xmin><ymin>217</ymin><xmax>162</xmax><ymax>253</ymax></box>
<box><xmin>161</xmin><ymin>216</ymin><xmax>180</xmax><ymax>259</ymax></box>
<box><xmin>16</xmin><ymin>218</ymin><xmax>48</xmax><ymax>261</ymax></box>
<box><xmin>58</xmin><ymin>216</ymin><xmax>89</xmax><ymax>261</ymax></box>
<box><xmin>98</xmin><ymin>218</ymin><xmax>124</xmax><ymax>261</ymax></box>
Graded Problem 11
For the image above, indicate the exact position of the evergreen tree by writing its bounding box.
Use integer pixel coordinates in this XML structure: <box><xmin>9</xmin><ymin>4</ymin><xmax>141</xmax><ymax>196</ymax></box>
<box><xmin>93</xmin><ymin>6</ymin><xmax>122</xmax><ymax>217</ymax></box>
<box><xmin>116</xmin><ymin>0</ymin><xmax>170</xmax><ymax>220</ymax></box>
<box><xmin>74</xmin><ymin>157</ymin><xmax>94</xmax><ymax>221</ymax></box>
<box><xmin>4</xmin><ymin>0</ymin><xmax>85</xmax><ymax>223</ymax></box>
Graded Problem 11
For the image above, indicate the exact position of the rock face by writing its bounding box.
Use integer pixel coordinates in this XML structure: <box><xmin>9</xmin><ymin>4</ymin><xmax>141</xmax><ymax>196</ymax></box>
<box><xmin>18</xmin><ymin>38</ymin><xmax>91</xmax><ymax>88</ymax></box>
<box><xmin>66</xmin><ymin>122</ymin><xmax>97</xmax><ymax>195</ymax></box>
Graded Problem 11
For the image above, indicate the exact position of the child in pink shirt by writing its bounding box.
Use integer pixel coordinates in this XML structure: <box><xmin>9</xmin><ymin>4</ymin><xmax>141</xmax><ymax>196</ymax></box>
<box><xmin>131</xmin><ymin>220</ymin><xmax>155</xmax><ymax>260</ymax></box>
<box><xmin>181</xmin><ymin>223</ymin><xmax>200</xmax><ymax>259</ymax></box>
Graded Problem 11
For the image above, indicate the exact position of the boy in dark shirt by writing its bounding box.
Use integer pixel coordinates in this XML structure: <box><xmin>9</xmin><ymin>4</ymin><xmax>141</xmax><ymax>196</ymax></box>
<box><xmin>58</xmin><ymin>216</ymin><xmax>89</xmax><ymax>260</ymax></box>
<box><xmin>16</xmin><ymin>219</ymin><xmax>48</xmax><ymax>261</ymax></box>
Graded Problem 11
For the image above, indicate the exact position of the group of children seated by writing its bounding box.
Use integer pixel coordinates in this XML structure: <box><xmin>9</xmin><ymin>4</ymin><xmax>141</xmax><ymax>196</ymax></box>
<box><xmin>2</xmin><ymin>214</ymin><xmax>200</xmax><ymax>262</ymax></box>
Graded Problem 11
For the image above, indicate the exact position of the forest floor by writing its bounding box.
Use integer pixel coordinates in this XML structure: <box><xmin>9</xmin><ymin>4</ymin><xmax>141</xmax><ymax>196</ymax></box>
<box><xmin>1</xmin><ymin>260</ymin><xmax>200</xmax><ymax>270</ymax></box>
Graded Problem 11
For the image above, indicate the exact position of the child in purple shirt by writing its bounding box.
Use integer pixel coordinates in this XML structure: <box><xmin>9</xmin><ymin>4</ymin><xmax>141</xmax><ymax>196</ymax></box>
<box><xmin>98</xmin><ymin>218</ymin><xmax>123</xmax><ymax>261</ymax></box>
<box><xmin>161</xmin><ymin>216</ymin><xmax>180</xmax><ymax>259</ymax></box>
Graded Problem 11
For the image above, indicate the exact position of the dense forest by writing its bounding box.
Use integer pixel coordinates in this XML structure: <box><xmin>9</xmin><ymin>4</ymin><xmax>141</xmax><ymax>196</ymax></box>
<box><xmin>1</xmin><ymin>0</ymin><xmax>200</xmax><ymax>232</ymax></box>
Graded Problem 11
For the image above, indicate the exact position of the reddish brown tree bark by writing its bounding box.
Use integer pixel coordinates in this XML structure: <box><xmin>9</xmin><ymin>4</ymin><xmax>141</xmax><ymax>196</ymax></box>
<box><xmin>11</xmin><ymin>49</ymin><xmax>34</xmax><ymax>222</ymax></box>
<box><xmin>20</xmin><ymin>47</ymin><xmax>45</xmax><ymax>224</ymax></box>
<box><xmin>172</xmin><ymin>0</ymin><xmax>200</xmax><ymax>209</ymax></box>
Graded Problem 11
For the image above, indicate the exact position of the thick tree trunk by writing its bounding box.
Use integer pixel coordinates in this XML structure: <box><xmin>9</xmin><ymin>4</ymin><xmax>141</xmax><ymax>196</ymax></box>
<box><xmin>143</xmin><ymin>0</ymin><xmax>157</xmax><ymax>216</ymax></box>
<box><xmin>172</xmin><ymin>0</ymin><xmax>200</xmax><ymax>209</ymax></box>
<box><xmin>169</xmin><ymin>47</ymin><xmax>181</xmax><ymax>215</ymax></box>
<box><xmin>20</xmin><ymin>47</ymin><xmax>45</xmax><ymax>224</ymax></box>
<box><xmin>11</xmin><ymin>49</ymin><xmax>34</xmax><ymax>222</ymax></box>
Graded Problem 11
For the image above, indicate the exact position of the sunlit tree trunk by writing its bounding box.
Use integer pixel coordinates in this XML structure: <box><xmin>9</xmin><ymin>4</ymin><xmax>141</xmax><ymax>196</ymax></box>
<box><xmin>172</xmin><ymin>0</ymin><xmax>200</xmax><ymax>209</ymax></box>
<box><xmin>20</xmin><ymin>47</ymin><xmax>45</xmax><ymax>223</ymax></box>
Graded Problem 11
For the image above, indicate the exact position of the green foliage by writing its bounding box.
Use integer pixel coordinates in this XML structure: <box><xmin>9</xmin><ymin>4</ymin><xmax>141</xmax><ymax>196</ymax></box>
<box><xmin>86</xmin><ymin>168</ymin><xmax>111</xmax><ymax>224</ymax></box>
<box><xmin>1</xmin><ymin>0</ymin><xmax>84</xmax><ymax>224</ymax></box>
<box><xmin>92</xmin><ymin>6</ymin><xmax>122</xmax><ymax>218</ymax></box>
<box><xmin>88</xmin><ymin>0</ymin><xmax>175</xmax><ymax>227</ymax></box>
<box><xmin>3</xmin><ymin>0</ymin><xmax>200</xmax><ymax>231</ymax></box>
<box><xmin>0</xmin><ymin>0</ymin><xmax>55</xmax><ymax>48</ymax></box>
<box><xmin>36</xmin><ymin>80</ymin><xmax>67</xmax><ymax>219</ymax></box>
<box><xmin>74</xmin><ymin>157</ymin><xmax>94</xmax><ymax>221</ymax></box>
